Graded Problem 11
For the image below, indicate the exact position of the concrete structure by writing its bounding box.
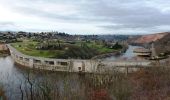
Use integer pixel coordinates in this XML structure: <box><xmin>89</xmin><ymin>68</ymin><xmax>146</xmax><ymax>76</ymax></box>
<box><xmin>151</xmin><ymin>42</ymin><xmax>157</xmax><ymax>58</ymax></box>
<box><xmin>133</xmin><ymin>47</ymin><xmax>151</xmax><ymax>56</ymax></box>
<box><xmin>7</xmin><ymin>44</ymin><xmax>151</xmax><ymax>73</ymax></box>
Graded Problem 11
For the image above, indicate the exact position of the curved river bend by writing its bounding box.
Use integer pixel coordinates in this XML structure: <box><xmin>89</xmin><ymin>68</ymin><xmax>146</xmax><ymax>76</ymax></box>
<box><xmin>104</xmin><ymin>45</ymin><xmax>141</xmax><ymax>61</ymax></box>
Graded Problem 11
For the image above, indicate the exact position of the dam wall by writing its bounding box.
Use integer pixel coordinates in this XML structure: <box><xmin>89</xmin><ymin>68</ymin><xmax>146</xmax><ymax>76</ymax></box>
<box><xmin>7</xmin><ymin>44</ymin><xmax>99</xmax><ymax>73</ymax></box>
<box><xmin>7</xmin><ymin>44</ymin><xmax>151</xmax><ymax>73</ymax></box>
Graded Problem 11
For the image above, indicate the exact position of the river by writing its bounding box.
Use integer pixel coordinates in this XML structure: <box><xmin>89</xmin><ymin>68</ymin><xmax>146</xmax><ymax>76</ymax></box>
<box><xmin>0</xmin><ymin>45</ymin><xmax>140</xmax><ymax>99</ymax></box>
<box><xmin>104</xmin><ymin>45</ymin><xmax>141</xmax><ymax>61</ymax></box>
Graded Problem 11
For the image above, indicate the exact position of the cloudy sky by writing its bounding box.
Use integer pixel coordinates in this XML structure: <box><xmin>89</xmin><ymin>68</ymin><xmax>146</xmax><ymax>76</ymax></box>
<box><xmin>0</xmin><ymin>0</ymin><xmax>170</xmax><ymax>34</ymax></box>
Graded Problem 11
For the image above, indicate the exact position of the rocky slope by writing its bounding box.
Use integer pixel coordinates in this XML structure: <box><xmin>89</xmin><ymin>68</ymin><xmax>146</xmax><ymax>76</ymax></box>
<box><xmin>133</xmin><ymin>32</ymin><xmax>169</xmax><ymax>44</ymax></box>
<box><xmin>130</xmin><ymin>32</ymin><xmax>170</xmax><ymax>55</ymax></box>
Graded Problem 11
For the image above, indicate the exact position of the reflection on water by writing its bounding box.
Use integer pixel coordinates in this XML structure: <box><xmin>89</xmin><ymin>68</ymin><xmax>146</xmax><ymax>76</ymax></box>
<box><xmin>0</xmin><ymin>45</ymin><xmax>138</xmax><ymax>99</ymax></box>
<box><xmin>104</xmin><ymin>45</ymin><xmax>141</xmax><ymax>61</ymax></box>
<box><xmin>0</xmin><ymin>56</ymin><xmax>85</xmax><ymax>99</ymax></box>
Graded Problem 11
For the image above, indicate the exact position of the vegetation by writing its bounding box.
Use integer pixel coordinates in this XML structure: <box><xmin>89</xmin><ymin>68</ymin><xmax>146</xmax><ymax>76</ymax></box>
<box><xmin>154</xmin><ymin>33</ymin><xmax>170</xmax><ymax>56</ymax></box>
<box><xmin>112</xmin><ymin>42</ymin><xmax>123</xmax><ymax>49</ymax></box>
<box><xmin>2</xmin><ymin>66</ymin><xmax>170</xmax><ymax>99</ymax></box>
<box><xmin>0</xmin><ymin>68</ymin><xmax>131</xmax><ymax>100</ymax></box>
<box><xmin>0</xmin><ymin>85</ymin><xmax>6</xmax><ymax>100</ymax></box>
<box><xmin>129</xmin><ymin>67</ymin><xmax>170</xmax><ymax>100</ymax></box>
<box><xmin>11</xmin><ymin>40</ymin><xmax>123</xmax><ymax>59</ymax></box>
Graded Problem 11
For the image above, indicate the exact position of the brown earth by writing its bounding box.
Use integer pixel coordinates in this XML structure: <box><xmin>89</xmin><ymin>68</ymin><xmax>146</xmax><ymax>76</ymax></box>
<box><xmin>133</xmin><ymin>32</ymin><xmax>169</xmax><ymax>44</ymax></box>
<box><xmin>130</xmin><ymin>32</ymin><xmax>170</xmax><ymax>55</ymax></box>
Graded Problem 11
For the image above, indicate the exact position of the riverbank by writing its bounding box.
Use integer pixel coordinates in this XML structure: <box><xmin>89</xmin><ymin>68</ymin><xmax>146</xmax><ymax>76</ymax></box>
<box><xmin>0</xmin><ymin>54</ymin><xmax>9</xmax><ymax>57</ymax></box>
<box><xmin>0</xmin><ymin>51</ymin><xmax>9</xmax><ymax>57</ymax></box>
<box><xmin>0</xmin><ymin>44</ymin><xmax>9</xmax><ymax>57</ymax></box>
<box><xmin>91</xmin><ymin>44</ymin><xmax>128</xmax><ymax>59</ymax></box>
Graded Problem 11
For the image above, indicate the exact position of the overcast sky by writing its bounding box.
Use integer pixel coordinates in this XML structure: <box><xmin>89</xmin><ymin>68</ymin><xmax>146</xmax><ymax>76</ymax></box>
<box><xmin>0</xmin><ymin>0</ymin><xmax>170</xmax><ymax>34</ymax></box>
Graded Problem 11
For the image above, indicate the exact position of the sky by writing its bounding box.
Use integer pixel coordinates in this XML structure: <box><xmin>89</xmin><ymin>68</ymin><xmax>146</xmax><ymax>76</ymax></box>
<box><xmin>0</xmin><ymin>0</ymin><xmax>170</xmax><ymax>34</ymax></box>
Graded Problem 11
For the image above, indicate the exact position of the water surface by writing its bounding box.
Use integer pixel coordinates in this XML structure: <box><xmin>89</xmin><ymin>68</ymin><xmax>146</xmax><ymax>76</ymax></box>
<box><xmin>0</xmin><ymin>45</ymin><xmax>139</xmax><ymax>99</ymax></box>
<box><xmin>104</xmin><ymin>45</ymin><xmax>141</xmax><ymax>61</ymax></box>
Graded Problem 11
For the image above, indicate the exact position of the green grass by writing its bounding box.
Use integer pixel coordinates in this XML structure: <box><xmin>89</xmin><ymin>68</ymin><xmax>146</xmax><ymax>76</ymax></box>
<box><xmin>11</xmin><ymin>41</ymin><xmax>64</xmax><ymax>58</ymax></box>
<box><xmin>80</xmin><ymin>42</ymin><xmax>118</xmax><ymax>53</ymax></box>
<box><xmin>11</xmin><ymin>40</ymin><xmax>121</xmax><ymax>58</ymax></box>
<box><xmin>53</xmin><ymin>41</ymin><xmax>116</xmax><ymax>54</ymax></box>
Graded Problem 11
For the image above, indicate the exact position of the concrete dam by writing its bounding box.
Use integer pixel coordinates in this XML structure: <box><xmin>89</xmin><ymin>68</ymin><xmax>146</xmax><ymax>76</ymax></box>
<box><xmin>6</xmin><ymin>44</ymin><xmax>151</xmax><ymax>73</ymax></box>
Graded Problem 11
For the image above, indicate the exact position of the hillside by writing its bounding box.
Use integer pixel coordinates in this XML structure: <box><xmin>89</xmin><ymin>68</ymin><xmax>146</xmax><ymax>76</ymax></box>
<box><xmin>154</xmin><ymin>33</ymin><xmax>170</xmax><ymax>54</ymax></box>
<box><xmin>130</xmin><ymin>32</ymin><xmax>170</xmax><ymax>55</ymax></box>
<box><xmin>133</xmin><ymin>32</ymin><xmax>169</xmax><ymax>44</ymax></box>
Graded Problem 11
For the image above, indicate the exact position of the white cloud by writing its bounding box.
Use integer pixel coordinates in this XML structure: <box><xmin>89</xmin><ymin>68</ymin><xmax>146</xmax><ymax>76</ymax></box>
<box><xmin>0</xmin><ymin>0</ymin><xmax>170</xmax><ymax>34</ymax></box>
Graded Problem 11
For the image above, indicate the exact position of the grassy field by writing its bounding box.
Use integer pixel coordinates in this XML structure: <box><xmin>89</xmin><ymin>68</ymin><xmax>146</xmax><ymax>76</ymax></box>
<box><xmin>11</xmin><ymin>41</ymin><xmax>64</xmax><ymax>58</ymax></box>
<box><xmin>11</xmin><ymin>40</ymin><xmax>121</xmax><ymax>59</ymax></box>
<box><xmin>76</xmin><ymin>41</ymin><xmax>119</xmax><ymax>53</ymax></box>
